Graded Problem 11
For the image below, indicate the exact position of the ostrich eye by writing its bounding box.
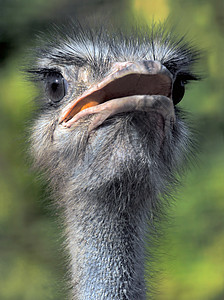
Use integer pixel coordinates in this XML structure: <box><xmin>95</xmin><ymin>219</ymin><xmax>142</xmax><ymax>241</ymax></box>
<box><xmin>172</xmin><ymin>78</ymin><xmax>186</xmax><ymax>105</ymax></box>
<box><xmin>45</xmin><ymin>72</ymin><xmax>68</xmax><ymax>103</ymax></box>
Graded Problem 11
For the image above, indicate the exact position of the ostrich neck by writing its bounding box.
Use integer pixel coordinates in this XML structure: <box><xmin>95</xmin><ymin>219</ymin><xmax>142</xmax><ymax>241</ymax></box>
<box><xmin>65</xmin><ymin>186</ymin><xmax>150</xmax><ymax>300</ymax></box>
<box><xmin>57</xmin><ymin>119</ymin><xmax>165</xmax><ymax>299</ymax></box>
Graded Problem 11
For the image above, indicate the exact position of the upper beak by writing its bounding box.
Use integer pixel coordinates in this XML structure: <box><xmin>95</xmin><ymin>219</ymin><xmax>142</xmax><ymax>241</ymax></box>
<box><xmin>59</xmin><ymin>60</ymin><xmax>175</xmax><ymax>131</ymax></box>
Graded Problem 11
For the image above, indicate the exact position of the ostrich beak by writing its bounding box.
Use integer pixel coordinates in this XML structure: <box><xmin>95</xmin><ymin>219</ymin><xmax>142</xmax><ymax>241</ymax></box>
<box><xmin>59</xmin><ymin>60</ymin><xmax>175</xmax><ymax>131</ymax></box>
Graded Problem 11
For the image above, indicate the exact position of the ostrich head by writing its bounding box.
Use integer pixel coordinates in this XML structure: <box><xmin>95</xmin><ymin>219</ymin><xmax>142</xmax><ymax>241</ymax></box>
<box><xmin>29</xmin><ymin>22</ymin><xmax>200</xmax><ymax>299</ymax></box>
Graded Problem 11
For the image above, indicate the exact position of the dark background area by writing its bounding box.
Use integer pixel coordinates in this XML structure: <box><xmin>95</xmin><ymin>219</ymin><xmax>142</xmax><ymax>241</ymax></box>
<box><xmin>0</xmin><ymin>0</ymin><xmax>223</xmax><ymax>299</ymax></box>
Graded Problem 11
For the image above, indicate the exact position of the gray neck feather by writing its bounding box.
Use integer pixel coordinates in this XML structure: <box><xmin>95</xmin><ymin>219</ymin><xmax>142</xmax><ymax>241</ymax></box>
<box><xmin>65</xmin><ymin>190</ymin><xmax>150</xmax><ymax>299</ymax></box>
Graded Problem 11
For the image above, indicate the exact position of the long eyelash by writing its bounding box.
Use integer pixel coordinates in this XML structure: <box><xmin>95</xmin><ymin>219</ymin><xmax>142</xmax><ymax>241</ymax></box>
<box><xmin>27</xmin><ymin>68</ymin><xmax>62</xmax><ymax>82</ymax></box>
<box><xmin>176</xmin><ymin>72</ymin><xmax>201</xmax><ymax>83</ymax></box>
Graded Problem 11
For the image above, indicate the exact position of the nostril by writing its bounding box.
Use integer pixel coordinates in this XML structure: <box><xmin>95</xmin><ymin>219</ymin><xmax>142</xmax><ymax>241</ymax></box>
<box><xmin>111</xmin><ymin>61</ymin><xmax>134</xmax><ymax>71</ymax></box>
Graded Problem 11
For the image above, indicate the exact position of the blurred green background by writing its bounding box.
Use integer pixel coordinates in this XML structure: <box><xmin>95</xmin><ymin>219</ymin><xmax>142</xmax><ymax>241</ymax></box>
<box><xmin>0</xmin><ymin>0</ymin><xmax>223</xmax><ymax>299</ymax></box>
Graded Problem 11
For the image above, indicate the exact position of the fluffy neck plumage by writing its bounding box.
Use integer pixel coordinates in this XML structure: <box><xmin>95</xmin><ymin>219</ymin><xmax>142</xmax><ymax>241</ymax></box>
<box><xmin>32</xmin><ymin>113</ymin><xmax>188</xmax><ymax>299</ymax></box>
<box><xmin>61</xmin><ymin>118</ymin><xmax>164</xmax><ymax>298</ymax></box>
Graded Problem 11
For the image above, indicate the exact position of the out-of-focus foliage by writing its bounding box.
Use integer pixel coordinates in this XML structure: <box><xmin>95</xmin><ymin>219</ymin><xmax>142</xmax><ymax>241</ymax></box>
<box><xmin>0</xmin><ymin>0</ymin><xmax>223</xmax><ymax>299</ymax></box>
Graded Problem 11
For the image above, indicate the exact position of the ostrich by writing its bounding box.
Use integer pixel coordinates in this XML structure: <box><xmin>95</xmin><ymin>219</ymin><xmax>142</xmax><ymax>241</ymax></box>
<box><xmin>28</xmin><ymin>22</ymin><xmax>200</xmax><ymax>299</ymax></box>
